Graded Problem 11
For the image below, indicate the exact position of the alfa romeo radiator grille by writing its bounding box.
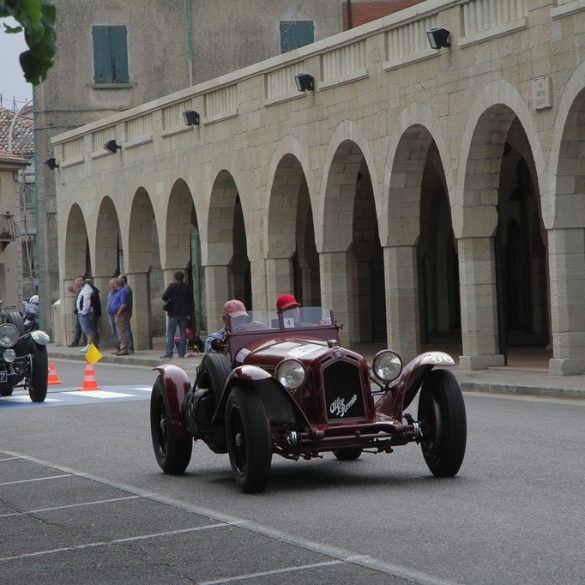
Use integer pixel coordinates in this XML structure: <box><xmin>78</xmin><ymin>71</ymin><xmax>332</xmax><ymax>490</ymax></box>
<box><xmin>323</xmin><ymin>361</ymin><xmax>364</xmax><ymax>419</ymax></box>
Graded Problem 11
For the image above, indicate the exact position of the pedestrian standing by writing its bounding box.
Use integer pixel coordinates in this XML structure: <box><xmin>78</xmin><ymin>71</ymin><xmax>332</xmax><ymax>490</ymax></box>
<box><xmin>111</xmin><ymin>279</ymin><xmax>130</xmax><ymax>356</ymax></box>
<box><xmin>106</xmin><ymin>278</ymin><xmax>120</xmax><ymax>353</ymax></box>
<box><xmin>118</xmin><ymin>274</ymin><xmax>134</xmax><ymax>353</ymax></box>
<box><xmin>75</xmin><ymin>275</ymin><xmax>96</xmax><ymax>351</ymax></box>
<box><xmin>161</xmin><ymin>270</ymin><xmax>191</xmax><ymax>358</ymax></box>
<box><xmin>67</xmin><ymin>280</ymin><xmax>85</xmax><ymax>347</ymax></box>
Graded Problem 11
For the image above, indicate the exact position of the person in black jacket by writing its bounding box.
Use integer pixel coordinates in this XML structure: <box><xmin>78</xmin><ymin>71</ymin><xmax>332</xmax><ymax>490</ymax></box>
<box><xmin>161</xmin><ymin>270</ymin><xmax>191</xmax><ymax>358</ymax></box>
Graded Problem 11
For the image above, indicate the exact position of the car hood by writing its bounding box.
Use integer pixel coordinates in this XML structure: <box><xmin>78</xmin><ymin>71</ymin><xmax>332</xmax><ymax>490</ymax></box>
<box><xmin>236</xmin><ymin>338</ymin><xmax>334</xmax><ymax>366</ymax></box>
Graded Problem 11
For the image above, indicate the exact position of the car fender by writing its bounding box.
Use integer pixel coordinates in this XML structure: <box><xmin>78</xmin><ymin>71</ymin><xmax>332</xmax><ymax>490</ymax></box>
<box><xmin>30</xmin><ymin>330</ymin><xmax>50</xmax><ymax>346</ymax></box>
<box><xmin>153</xmin><ymin>365</ymin><xmax>191</xmax><ymax>437</ymax></box>
<box><xmin>377</xmin><ymin>351</ymin><xmax>456</xmax><ymax>417</ymax></box>
<box><xmin>213</xmin><ymin>364</ymin><xmax>311</xmax><ymax>430</ymax></box>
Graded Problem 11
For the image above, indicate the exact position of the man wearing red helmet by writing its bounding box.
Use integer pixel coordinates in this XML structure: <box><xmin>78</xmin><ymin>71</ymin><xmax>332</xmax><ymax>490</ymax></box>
<box><xmin>276</xmin><ymin>293</ymin><xmax>302</xmax><ymax>328</ymax></box>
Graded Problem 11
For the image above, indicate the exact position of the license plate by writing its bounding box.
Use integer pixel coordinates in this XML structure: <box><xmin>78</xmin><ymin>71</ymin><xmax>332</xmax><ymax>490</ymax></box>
<box><xmin>0</xmin><ymin>371</ymin><xmax>7</xmax><ymax>383</ymax></box>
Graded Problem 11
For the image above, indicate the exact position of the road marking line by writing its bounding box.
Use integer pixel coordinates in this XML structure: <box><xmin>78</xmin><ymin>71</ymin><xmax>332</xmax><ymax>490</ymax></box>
<box><xmin>198</xmin><ymin>560</ymin><xmax>344</xmax><ymax>584</ymax></box>
<box><xmin>0</xmin><ymin>495</ymin><xmax>141</xmax><ymax>519</ymax></box>
<box><xmin>64</xmin><ymin>390</ymin><xmax>133</xmax><ymax>399</ymax></box>
<box><xmin>0</xmin><ymin>474</ymin><xmax>71</xmax><ymax>487</ymax></box>
<box><xmin>3</xmin><ymin>450</ymin><xmax>466</xmax><ymax>585</ymax></box>
<box><xmin>0</xmin><ymin>456</ymin><xmax>19</xmax><ymax>462</ymax></box>
<box><xmin>1</xmin><ymin>396</ymin><xmax>60</xmax><ymax>403</ymax></box>
<box><xmin>0</xmin><ymin>524</ymin><xmax>228</xmax><ymax>562</ymax></box>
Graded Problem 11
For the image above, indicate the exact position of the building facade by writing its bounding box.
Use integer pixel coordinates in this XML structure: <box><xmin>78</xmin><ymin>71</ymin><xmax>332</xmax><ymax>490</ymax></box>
<box><xmin>52</xmin><ymin>0</ymin><xmax>585</xmax><ymax>374</ymax></box>
<box><xmin>36</xmin><ymin>0</ymin><xmax>416</xmax><ymax>329</ymax></box>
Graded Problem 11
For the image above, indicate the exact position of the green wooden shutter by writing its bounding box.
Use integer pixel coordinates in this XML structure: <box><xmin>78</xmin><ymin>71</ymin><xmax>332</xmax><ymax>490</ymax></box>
<box><xmin>92</xmin><ymin>25</ymin><xmax>128</xmax><ymax>83</ymax></box>
<box><xmin>280</xmin><ymin>21</ymin><xmax>314</xmax><ymax>53</ymax></box>
<box><xmin>110</xmin><ymin>26</ymin><xmax>129</xmax><ymax>83</ymax></box>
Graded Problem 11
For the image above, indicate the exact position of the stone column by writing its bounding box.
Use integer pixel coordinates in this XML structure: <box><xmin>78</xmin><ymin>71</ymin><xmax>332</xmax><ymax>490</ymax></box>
<box><xmin>548</xmin><ymin>228</ymin><xmax>585</xmax><ymax>375</ymax></box>
<box><xmin>127</xmin><ymin>271</ymin><xmax>151</xmax><ymax>350</ymax></box>
<box><xmin>250</xmin><ymin>258</ymin><xmax>268</xmax><ymax>311</ymax></box>
<box><xmin>384</xmin><ymin>245</ymin><xmax>420</xmax><ymax>362</ymax></box>
<box><xmin>457</xmin><ymin>236</ymin><xmax>504</xmax><ymax>370</ymax></box>
<box><xmin>265</xmin><ymin>257</ymin><xmax>294</xmax><ymax>308</ymax></box>
<box><xmin>61</xmin><ymin>280</ymin><xmax>77</xmax><ymax>346</ymax></box>
<box><xmin>93</xmin><ymin>275</ymin><xmax>113</xmax><ymax>349</ymax></box>
<box><xmin>204</xmin><ymin>264</ymin><xmax>232</xmax><ymax>333</ymax></box>
<box><xmin>319</xmin><ymin>251</ymin><xmax>353</xmax><ymax>347</ymax></box>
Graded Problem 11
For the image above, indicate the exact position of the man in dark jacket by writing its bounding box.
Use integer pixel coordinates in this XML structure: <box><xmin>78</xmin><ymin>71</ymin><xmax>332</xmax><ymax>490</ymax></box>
<box><xmin>161</xmin><ymin>270</ymin><xmax>191</xmax><ymax>358</ymax></box>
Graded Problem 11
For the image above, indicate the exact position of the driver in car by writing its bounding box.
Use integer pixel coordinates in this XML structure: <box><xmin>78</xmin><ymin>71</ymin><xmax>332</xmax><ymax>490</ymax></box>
<box><xmin>204</xmin><ymin>299</ymin><xmax>249</xmax><ymax>352</ymax></box>
<box><xmin>276</xmin><ymin>293</ymin><xmax>303</xmax><ymax>327</ymax></box>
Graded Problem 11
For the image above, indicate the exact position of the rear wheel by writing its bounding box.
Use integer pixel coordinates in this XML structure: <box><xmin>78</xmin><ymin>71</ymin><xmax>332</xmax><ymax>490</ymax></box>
<box><xmin>28</xmin><ymin>342</ymin><xmax>48</xmax><ymax>403</ymax></box>
<box><xmin>150</xmin><ymin>376</ymin><xmax>192</xmax><ymax>474</ymax></box>
<box><xmin>332</xmin><ymin>448</ymin><xmax>362</xmax><ymax>461</ymax></box>
<box><xmin>417</xmin><ymin>369</ymin><xmax>466</xmax><ymax>477</ymax></box>
<box><xmin>0</xmin><ymin>385</ymin><xmax>14</xmax><ymax>397</ymax></box>
<box><xmin>226</xmin><ymin>387</ymin><xmax>272</xmax><ymax>493</ymax></box>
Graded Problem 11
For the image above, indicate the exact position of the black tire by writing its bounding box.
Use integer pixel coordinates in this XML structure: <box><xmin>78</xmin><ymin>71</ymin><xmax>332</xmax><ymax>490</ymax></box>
<box><xmin>417</xmin><ymin>369</ymin><xmax>467</xmax><ymax>477</ymax></box>
<box><xmin>0</xmin><ymin>385</ymin><xmax>14</xmax><ymax>397</ymax></box>
<box><xmin>332</xmin><ymin>448</ymin><xmax>363</xmax><ymax>461</ymax></box>
<box><xmin>6</xmin><ymin>311</ymin><xmax>25</xmax><ymax>336</ymax></box>
<box><xmin>150</xmin><ymin>376</ymin><xmax>192</xmax><ymax>474</ymax></box>
<box><xmin>200</xmin><ymin>352</ymin><xmax>231</xmax><ymax>402</ymax></box>
<box><xmin>28</xmin><ymin>342</ymin><xmax>48</xmax><ymax>403</ymax></box>
<box><xmin>226</xmin><ymin>387</ymin><xmax>272</xmax><ymax>493</ymax></box>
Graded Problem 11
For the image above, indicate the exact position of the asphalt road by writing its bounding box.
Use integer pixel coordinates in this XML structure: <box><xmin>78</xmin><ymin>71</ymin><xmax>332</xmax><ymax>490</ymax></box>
<box><xmin>1</xmin><ymin>359</ymin><xmax>583</xmax><ymax>585</ymax></box>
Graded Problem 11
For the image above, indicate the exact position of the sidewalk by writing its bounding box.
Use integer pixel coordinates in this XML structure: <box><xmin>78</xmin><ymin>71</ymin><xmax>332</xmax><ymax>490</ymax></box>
<box><xmin>46</xmin><ymin>342</ymin><xmax>585</xmax><ymax>401</ymax></box>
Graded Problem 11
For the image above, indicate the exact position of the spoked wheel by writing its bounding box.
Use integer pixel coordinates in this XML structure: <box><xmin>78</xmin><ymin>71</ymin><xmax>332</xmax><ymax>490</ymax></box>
<box><xmin>417</xmin><ymin>369</ymin><xmax>467</xmax><ymax>477</ymax></box>
<box><xmin>28</xmin><ymin>342</ymin><xmax>48</xmax><ymax>403</ymax></box>
<box><xmin>226</xmin><ymin>387</ymin><xmax>272</xmax><ymax>493</ymax></box>
<box><xmin>332</xmin><ymin>448</ymin><xmax>362</xmax><ymax>461</ymax></box>
<box><xmin>150</xmin><ymin>376</ymin><xmax>192</xmax><ymax>474</ymax></box>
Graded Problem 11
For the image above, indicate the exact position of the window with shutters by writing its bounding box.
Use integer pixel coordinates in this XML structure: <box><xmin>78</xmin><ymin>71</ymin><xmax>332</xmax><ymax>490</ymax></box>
<box><xmin>92</xmin><ymin>25</ymin><xmax>129</xmax><ymax>84</ymax></box>
<box><xmin>279</xmin><ymin>21</ymin><xmax>315</xmax><ymax>53</ymax></box>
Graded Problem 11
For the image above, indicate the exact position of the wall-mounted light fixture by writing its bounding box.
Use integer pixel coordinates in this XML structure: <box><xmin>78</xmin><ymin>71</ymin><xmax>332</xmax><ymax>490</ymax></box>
<box><xmin>183</xmin><ymin>110</ymin><xmax>200</xmax><ymax>126</ymax></box>
<box><xmin>294</xmin><ymin>73</ymin><xmax>314</xmax><ymax>92</ymax></box>
<box><xmin>45</xmin><ymin>157</ymin><xmax>59</xmax><ymax>170</ymax></box>
<box><xmin>426</xmin><ymin>27</ymin><xmax>451</xmax><ymax>49</ymax></box>
<box><xmin>104</xmin><ymin>139</ymin><xmax>122</xmax><ymax>153</ymax></box>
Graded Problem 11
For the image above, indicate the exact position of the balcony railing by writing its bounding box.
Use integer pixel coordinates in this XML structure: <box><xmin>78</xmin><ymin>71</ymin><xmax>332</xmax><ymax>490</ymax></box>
<box><xmin>0</xmin><ymin>213</ymin><xmax>17</xmax><ymax>249</ymax></box>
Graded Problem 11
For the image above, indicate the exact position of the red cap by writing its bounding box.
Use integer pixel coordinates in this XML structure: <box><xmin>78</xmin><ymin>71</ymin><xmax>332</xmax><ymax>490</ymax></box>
<box><xmin>276</xmin><ymin>293</ymin><xmax>299</xmax><ymax>311</ymax></box>
<box><xmin>222</xmin><ymin>299</ymin><xmax>248</xmax><ymax>318</ymax></box>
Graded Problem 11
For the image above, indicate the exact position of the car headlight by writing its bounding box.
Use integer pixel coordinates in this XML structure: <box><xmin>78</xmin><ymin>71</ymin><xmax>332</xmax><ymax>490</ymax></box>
<box><xmin>275</xmin><ymin>359</ymin><xmax>306</xmax><ymax>391</ymax></box>
<box><xmin>0</xmin><ymin>323</ymin><xmax>19</xmax><ymax>348</ymax></box>
<box><xmin>372</xmin><ymin>350</ymin><xmax>402</xmax><ymax>382</ymax></box>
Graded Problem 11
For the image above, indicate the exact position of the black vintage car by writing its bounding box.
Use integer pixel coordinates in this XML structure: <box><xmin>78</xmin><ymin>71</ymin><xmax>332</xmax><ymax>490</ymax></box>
<box><xmin>150</xmin><ymin>307</ymin><xmax>467</xmax><ymax>493</ymax></box>
<box><xmin>0</xmin><ymin>322</ymin><xmax>50</xmax><ymax>403</ymax></box>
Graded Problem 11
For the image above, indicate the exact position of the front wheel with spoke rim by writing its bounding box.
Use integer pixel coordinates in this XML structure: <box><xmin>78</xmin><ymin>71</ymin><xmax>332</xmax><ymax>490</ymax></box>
<box><xmin>150</xmin><ymin>376</ymin><xmax>192</xmax><ymax>474</ymax></box>
<box><xmin>226</xmin><ymin>387</ymin><xmax>272</xmax><ymax>493</ymax></box>
<box><xmin>417</xmin><ymin>369</ymin><xmax>466</xmax><ymax>477</ymax></box>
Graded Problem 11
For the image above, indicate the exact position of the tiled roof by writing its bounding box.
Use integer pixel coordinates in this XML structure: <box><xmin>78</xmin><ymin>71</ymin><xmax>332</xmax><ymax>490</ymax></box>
<box><xmin>0</xmin><ymin>148</ymin><xmax>28</xmax><ymax>165</ymax></box>
<box><xmin>0</xmin><ymin>107</ymin><xmax>34</xmax><ymax>159</ymax></box>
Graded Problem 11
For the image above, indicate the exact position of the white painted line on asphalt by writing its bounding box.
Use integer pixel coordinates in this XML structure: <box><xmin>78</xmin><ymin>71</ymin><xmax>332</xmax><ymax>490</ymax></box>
<box><xmin>2</xmin><ymin>396</ymin><xmax>60</xmax><ymax>403</ymax></box>
<box><xmin>0</xmin><ymin>495</ymin><xmax>141</xmax><ymax>519</ymax></box>
<box><xmin>3</xmin><ymin>450</ymin><xmax>467</xmax><ymax>585</ymax></box>
<box><xmin>0</xmin><ymin>456</ymin><xmax>19</xmax><ymax>462</ymax></box>
<box><xmin>0</xmin><ymin>523</ymin><xmax>228</xmax><ymax>563</ymax></box>
<box><xmin>65</xmin><ymin>390</ymin><xmax>134</xmax><ymax>399</ymax></box>
<box><xmin>198</xmin><ymin>560</ymin><xmax>344</xmax><ymax>584</ymax></box>
<box><xmin>0</xmin><ymin>474</ymin><xmax>71</xmax><ymax>487</ymax></box>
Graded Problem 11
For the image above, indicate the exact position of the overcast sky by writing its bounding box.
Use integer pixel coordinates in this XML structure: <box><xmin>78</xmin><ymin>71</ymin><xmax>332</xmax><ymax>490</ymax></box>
<box><xmin>0</xmin><ymin>18</ymin><xmax>33</xmax><ymax>110</ymax></box>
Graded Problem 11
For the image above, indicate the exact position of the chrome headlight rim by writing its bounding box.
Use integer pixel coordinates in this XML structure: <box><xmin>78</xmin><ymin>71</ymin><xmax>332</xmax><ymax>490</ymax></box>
<box><xmin>372</xmin><ymin>350</ymin><xmax>403</xmax><ymax>382</ymax></box>
<box><xmin>275</xmin><ymin>358</ymin><xmax>307</xmax><ymax>392</ymax></box>
<box><xmin>0</xmin><ymin>323</ymin><xmax>19</xmax><ymax>348</ymax></box>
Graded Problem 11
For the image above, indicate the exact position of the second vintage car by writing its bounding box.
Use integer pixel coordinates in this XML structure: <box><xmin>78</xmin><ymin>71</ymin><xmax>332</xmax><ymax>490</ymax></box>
<box><xmin>150</xmin><ymin>306</ymin><xmax>467</xmax><ymax>493</ymax></box>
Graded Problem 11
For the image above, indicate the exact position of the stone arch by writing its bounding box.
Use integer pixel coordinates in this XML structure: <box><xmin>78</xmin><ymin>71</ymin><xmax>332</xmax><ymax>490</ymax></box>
<box><xmin>63</xmin><ymin>204</ymin><xmax>91</xmax><ymax>280</ymax></box>
<box><xmin>205</xmin><ymin>170</ymin><xmax>251</xmax><ymax>330</ymax></box>
<box><xmin>319</xmin><ymin>125</ymin><xmax>384</xmax><ymax>345</ymax></box>
<box><xmin>94</xmin><ymin>196</ymin><xmax>120</xmax><ymax>278</ymax></box>
<box><xmin>456</xmin><ymin>88</ymin><xmax>548</xmax><ymax>367</ymax></box>
<box><xmin>265</xmin><ymin>151</ymin><xmax>320</xmax><ymax>306</ymax></box>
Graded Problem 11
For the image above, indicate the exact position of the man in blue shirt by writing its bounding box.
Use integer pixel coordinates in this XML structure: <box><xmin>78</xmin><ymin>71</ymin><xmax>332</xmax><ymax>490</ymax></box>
<box><xmin>107</xmin><ymin>277</ymin><xmax>130</xmax><ymax>356</ymax></box>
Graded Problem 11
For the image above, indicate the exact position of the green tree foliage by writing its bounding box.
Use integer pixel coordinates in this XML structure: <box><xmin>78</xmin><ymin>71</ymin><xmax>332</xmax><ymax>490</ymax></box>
<box><xmin>0</xmin><ymin>0</ymin><xmax>56</xmax><ymax>85</ymax></box>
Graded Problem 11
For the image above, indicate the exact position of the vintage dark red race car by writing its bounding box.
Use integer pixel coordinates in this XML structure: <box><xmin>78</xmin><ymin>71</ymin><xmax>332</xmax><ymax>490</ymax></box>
<box><xmin>150</xmin><ymin>307</ymin><xmax>466</xmax><ymax>493</ymax></box>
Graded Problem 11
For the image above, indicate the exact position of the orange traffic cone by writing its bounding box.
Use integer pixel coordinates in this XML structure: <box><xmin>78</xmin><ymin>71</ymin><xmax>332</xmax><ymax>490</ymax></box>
<box><xmin>48</xmin><ymin>362</ymin><xmax>62</xmax><ymax>385</ymax></box>
<box><xmin>79</xmin><ymin>363</ymin><xmax>100</xmax><ymax>391</ymax></box>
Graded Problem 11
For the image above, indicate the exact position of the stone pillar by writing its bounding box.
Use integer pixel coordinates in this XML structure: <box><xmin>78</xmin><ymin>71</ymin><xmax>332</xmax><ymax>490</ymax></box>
<box><xmin>204</xmin><ymin>264</ymin><xmax>231</xmax><ymax>333</ymax></box>
<box><xmin>250</xmin><ymin>258</ymin><xmax>268</xmax><ymax>311</ymax></box>
<box><xmin>384</xmin><ymin>245</ymin><xmax>420</xmax><ymax>362</ymax></box>
<box><xmin>548</xmin><ymin>228</ymin><xmax>585</xmax><ymax>375</ymax></box>
<box><xmin>319</xmin><ymin>251</ymin><xmax>352</xmax><ymax>347</ymax></box>
<box><xmin>457</xmin><ymin>236</ymin><xmax>504</xmax><ymax>370</ymax></box>
<box><xmin>61</xmin><ymin>280</ymin><xmax>77</xmax><ymax>346</ymax></box>
<box><xmin>265</xmin><ymin>257</ymin><xmax>294</xmax><ymax>308</ymax></box>
<box><xmin>127</xmin><ymin>271</ymin><xmax>151</xmax><ymax>350</ymax></box>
